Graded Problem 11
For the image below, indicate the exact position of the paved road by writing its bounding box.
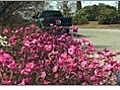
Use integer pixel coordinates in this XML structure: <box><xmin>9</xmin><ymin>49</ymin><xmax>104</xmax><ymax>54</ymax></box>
<box><xmin>76</xmin><ymin>28</ymin><xmax>120</xmax><ymax>60</ymax></box>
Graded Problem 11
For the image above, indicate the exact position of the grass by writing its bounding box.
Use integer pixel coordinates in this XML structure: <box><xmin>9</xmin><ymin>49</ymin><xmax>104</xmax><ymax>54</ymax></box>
<box><xmin>79</xmin><ymin>21</ymin><xmax>120</xmax><ymax>29</ymax></box>
<box><xmin>78</xmin><ymin>28</ymin><xmax>120</xmax><ymax>60</ymax></box>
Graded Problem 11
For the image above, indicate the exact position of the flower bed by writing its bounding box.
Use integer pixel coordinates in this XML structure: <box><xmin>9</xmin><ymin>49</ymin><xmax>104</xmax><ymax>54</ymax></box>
<box><xmin>0</xmin><ymin>24</ymin><xmax>120</xmax><ymax>85</ymax></box>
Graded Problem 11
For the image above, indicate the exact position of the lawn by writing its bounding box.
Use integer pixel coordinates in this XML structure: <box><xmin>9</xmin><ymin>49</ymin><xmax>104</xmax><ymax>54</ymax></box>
<box><xmin>77</xmin><ymin>28</ymin><xmax>120</xmax><ymax>60</ymax></box>
<box><xmin>79</xmin><ymin>21</ymin><xmax>120</xmax><ymax>29</ymax></box>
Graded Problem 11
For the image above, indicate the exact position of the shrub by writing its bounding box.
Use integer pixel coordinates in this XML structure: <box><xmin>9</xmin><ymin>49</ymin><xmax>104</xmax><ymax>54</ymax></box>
<box><xmin>73</xmin><ymin>3</ymin><xmax>118</xmax><ymax>23</ymax></box>
<box><xmin>0</xmin><ymin>25</ymin><xmax>120</xmax><ymax>85</ymax></box>
<box><xmin>97</xmin><ymin>8</ymin><xmax>118</xmax><ymax>24</ymax></box>
<box><xmin>73</xmin><ymin>9</ymin><xmax>89</xmax><ymax>25</ymax></box>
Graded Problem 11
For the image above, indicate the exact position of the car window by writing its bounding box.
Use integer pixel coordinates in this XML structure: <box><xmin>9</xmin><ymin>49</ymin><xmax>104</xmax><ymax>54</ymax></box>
<box><xmin>40</xmin><ymin>11</ymin><xmax>63</xmax><ymax>17</ymax></box>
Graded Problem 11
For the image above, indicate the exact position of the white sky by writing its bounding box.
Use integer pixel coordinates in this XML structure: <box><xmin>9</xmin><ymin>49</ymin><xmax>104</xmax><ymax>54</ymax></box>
<box><xmin>50</xmin><ymin>1</ymin><xmax>118</xmax><ymax>10</ymax></box>
<box><xmin>82</xmin><ymin>1</ymin><xmax>117</xmax><ymax>7</ymax></box>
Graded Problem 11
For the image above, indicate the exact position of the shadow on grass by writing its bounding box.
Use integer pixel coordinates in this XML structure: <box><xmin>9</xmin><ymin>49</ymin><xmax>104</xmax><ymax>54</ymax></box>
<box><xmin>72</xmin><ymin>34</ymin><xmax>94</xmax><ymax>38</ymax></box>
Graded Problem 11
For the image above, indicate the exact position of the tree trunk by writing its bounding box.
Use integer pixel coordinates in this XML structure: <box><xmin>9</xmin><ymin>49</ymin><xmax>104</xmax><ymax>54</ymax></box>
<box><xmin>118</xmin><ymin>1</ymin><xmax>120</xmax><ymax>14</ymax></box>
<box><xmin>76</xmin><ymin>1</ymin><xmax>82</xmax><ymax>12</ymax></box>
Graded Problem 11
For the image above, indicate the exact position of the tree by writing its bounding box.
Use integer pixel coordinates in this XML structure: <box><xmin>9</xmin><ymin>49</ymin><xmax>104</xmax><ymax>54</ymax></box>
<box><xmin>118</xmin><ymin>1</ymin><xmax>120</xmax><ymax>14</ymax></box>
<box><xmin>0</xmin><ymin>1</ymin><xmax>52</xmax><ymax>27</ymax></box>
<box><xmin>57</xmin><ymin>1</ymin><xmax>75</xmax><ymax>17</ymax></box>
<box><xmin>76</xmin><ymin>1</ymin><xmax>82</xmax><ymax>12</ymax></box>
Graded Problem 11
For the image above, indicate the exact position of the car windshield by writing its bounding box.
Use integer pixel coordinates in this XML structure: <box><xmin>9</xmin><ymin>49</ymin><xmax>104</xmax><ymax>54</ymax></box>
<box><xmin>40</xmin><ymin>11</ymin><xmax>63</xmax><ymax>17</ymax></box>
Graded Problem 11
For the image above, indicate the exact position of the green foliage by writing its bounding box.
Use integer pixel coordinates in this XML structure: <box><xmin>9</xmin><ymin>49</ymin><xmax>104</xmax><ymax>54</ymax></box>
<box><xmin>82</xmin><ymin>5</ymin><xmax>99</xmax><ymax>21</ymax></box>
<box><xmin>73</xmin><ymin>9</ymin><xmax>89</xmax><ymax>25</ymax></box>
<box><xmin>97</xmin><ymin>8</ymin><xmax>118</xmax><ymax>24</ymax></box>
<box><xmin>73</xmin><ymin>3</ymin><xmax>119</xmax><ymax>24</ymax></box>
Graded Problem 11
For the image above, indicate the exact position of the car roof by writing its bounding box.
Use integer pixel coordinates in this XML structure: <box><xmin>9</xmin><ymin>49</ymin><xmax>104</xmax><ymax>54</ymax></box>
<box><xmin>42</xmin><ymin>10</ymin><xmax>61</xmax><ymax>12</ymax></box>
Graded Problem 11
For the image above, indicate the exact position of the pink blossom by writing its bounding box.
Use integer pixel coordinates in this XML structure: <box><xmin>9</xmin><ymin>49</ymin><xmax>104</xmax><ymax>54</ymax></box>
<box><xmin>7</xmin><ymin>61</ymin><xmax>15</xmax><ymax>69</ymax></box>
<box><xmin>19</xmin><ymin>79</ymin><xmax>25</xmax><ymax>85</ymax></box>
<box><xmin>68</xmin><ymin>45</ymin><xmax>76</xmax><ymax>55</ymax></box>
<box><xmin>2</xmin><ymin>80</ymin><xmax>11</xmax><ymax>85</ymax></box>
<box><xmin>58</xmin><ymin>58</ymin><xmax>63</xmax><ymax>64</ymax></box>
<box><xmin>9</xmin><ymin>35</ymin><xmax>17</xmax><ymax>46</ymax></box>
<box><xmin>44</xmin><ymin>44</ymin><xmax>52</xmax><ymax>52</ymax></box>
<box><xmin>31</xmin><ymin>39</ymin><xmax>37</xmax><ymax>44</ymax></box>
<box><xmin>23</xmin><ymin>40</ymin><xmax>30</xmax><ymax>47</ymax></box>
<box><xmin>25</xmin><ymin>62</ymin><xmax>34</xmax><ymax>72</ymax></box>
<box><xmin>26</xmin><ymin>62</ymin><xmax>34</xmax><ymax>69</ymax></box>
<box><xmin>14</xmin><ymin>29</ymin><xmax>19</xmax><ymax>34</ymax></box>
<box><xmin>90</xmin><ymin>76</ymin><xmax>96</xmax><ymax>81</ymax></box>
<box><xmin>88</xmin><ymin>64</ymin><xmax>94</xmax><ymax>69</ymax></box>
<box><xmin>71</xmin><ymin>25</ymin><xmax>78</xmax><ymax>32</ymax></box>
<box><xmin>40</xmin><ymin>71</ymin><xmax>46</xmax><ymax>79</ymax></box>
<box><xmin>3</xmin><ymin>28</ymin><xmax>9</xmax><ymax>35</ymax></box>
<box><xmin>82</xmin><ymin>82</ymin><xmax>87</xmax><ymax>85</ymax></box>
<box><xmin>61</xmin><ymin>53</ymin><xmax>67</xmax><ymax>58</ymax></box>
<box><xmin>52</xmin><ymin>65</ymin><xmax>58</xmax><ymax>73</ymax></box>
<box><xmin>19</xmin><ymin>78</ymin><xmax>31</xmax><ymax>85</ymax></box>
<box><xmin>104</xmin><ymin>64</ymin><xmax>113</xmax><ymax>70</ymax></box>
<box><xmin>29</xmin><ymin>24</ymin><xmax>36</xmax><ymax>28</ymax></box>
<box><xmin>44</xmin><ymin>81</ymin><xmax>50</xmax><ymax>85</ymax></box>
<box><xmin>55</xmin><ymin>73</ymin><xmax>59</xmax><ymax>78</ymax></box>
<box><xmin>99</xmin><ymin>81</ymin><xmax>104</xmax><ymax>85</ymax></box>
<box><xmin>81</xmin><ymin>61</ymin><xmax>87</xmax><ymax>67</ymax></box>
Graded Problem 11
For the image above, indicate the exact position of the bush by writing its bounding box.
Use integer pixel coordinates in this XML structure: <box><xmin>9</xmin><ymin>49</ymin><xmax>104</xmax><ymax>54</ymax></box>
<box><xmin>73</xmin><ymin>3</ymin><xmax>118</xmax><ymax>23</ymax></box>
<box><xmin>73</xmin><ymin>10</ymin><xmax>89</xmax><ymax>25</ymax></box>
<box><xmin>0</xmin><ymin>25</ymin><xmax>120</xmax><ymax>85</ymax></box>
<box><xmin>97</xmin><ymin>8</ymin><xmax>118</xmax><ymax>24</ymax></box>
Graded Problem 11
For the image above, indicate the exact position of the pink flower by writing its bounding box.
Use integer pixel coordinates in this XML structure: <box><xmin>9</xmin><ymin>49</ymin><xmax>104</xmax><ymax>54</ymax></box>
<box><xmin>23</xmin><ymin>40</ymin><xmax>30</xmax><ymax>47</ymax></box>
<box><xmin>19</xmin><ymin>78</ymin><xmax>31</xmax><ymax>85</ymax></box>
<box><xmin>61</xmin><ymin>53</ymin><xmax>67</xmax><ymax>59</ymax></box>
<box><xmin>2</xmin><ymin>80</ymin><xmax>11</xmax><ymax>85</ymax></box>
<box><xmin>31</xmin><ymin>39</ymin><xmax>37</xmax><ymax>44</ymax></box>
<box><xmin>90</xmin><ymin>76</ymin><xmax>96</xmax><ymax>81</ymax></box>
<box><xmin>40</xmin><ymin>71</ymin><xmax>46</xmax><ymax>79</ymax></box>
<box><xmin>44</xmin><ymin>81</ymin><xmax>50</xmax><ymax>85</ymax></box>
<box><xmin>29</xmin><ymin>24</ymin><xmax>36</xmax><ymax>28</ymax></box>
<box><xmin>26</xmin><ymin>62</ymin><xmax>34</xmax><ymax>69</ymax></box>
<box><xmin>9</xmin><ymin>35</ymin><xmax>17</xmax><ymax>46</ymax></box>
<box><xmin>52</xmin><ymin>65</ymin><xmax>58</xmax><ymax>73</ymax></box>
<box><xmin>14</xmin><ymin>29</ymin><xmax>19</xmax><ymax>34</ymax></box>
<box><xmin>25</xmin><ymin>62</ymin><xmax>34</xmax><ymax>72</ymax></box>
<box><xmin>82</xmin><ymin>82</ymin><xmax>87</xmax><ymax>85</ymax></box>
<box><xmin>88</xmin><ymin>64</ymin><xmax>94</xmax><ymax>69</ymax></box>
<box><xmin>55</xmin><ymin>73</ymin><xmax>59</xmax><ymax>78</ymax></box>
<box><xmin>71</xmin><ymin>25</ymin><xmax>78</xmax><ymax>32</ymax></box>
<box><xmin>81</xmin><ymin>61</ymin><xmax>87</xmax><ymax>67</ymax></box>
<box><xmin>7</xmin><ymin>61</ymin><xmax>15</xmax><ymax>69</ymax></box>
<box><xmin>58</xmin><ymin>58</ymin><xmax>63</xmax><ymax>64</ymax></box>
<box><xmin>19</xmin><ymin>79</ymin><xmax>25</xmax><ymax>85</ymax></box>
<box><xmin>99</xmin><ymin>81</ymin><xmax>104</xmax><ymax>85</ymax></box>
<box><xmin>44</xmin><ymin>44</ymin><xmax>52</xmax><ymax>52</ymax></box>
<box><xmin>68</xmin><ymin>45</ymin><xmax>76</xmax><ymax>55</ymax></box>
<box><xmin>104</xmin><ymin>64</ymin><xmax>113</xmax><ymax>70</ymax></box>
<box><xmin>3</xmin><ymin>28</ymin><xmax>9</xmax><ymax>35</ymax></box>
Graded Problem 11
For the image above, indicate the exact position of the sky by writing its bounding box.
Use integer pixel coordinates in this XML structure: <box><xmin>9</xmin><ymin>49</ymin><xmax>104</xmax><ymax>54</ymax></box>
<box><xmin>81</xmin><ymin>1</ymin><xmax>117</xmax><ymax>7</ymax></box>
<box><xmin>50</xmin><ymin>1</ymin><xmax>118</xmax><ymax>10</ymax></box>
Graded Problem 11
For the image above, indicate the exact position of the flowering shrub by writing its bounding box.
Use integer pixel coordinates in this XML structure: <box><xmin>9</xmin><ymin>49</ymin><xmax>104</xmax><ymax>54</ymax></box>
<box><xmin>0</xmin><ymin>24</ymin><xmax>120</xmax><ymax>85</ymax></box>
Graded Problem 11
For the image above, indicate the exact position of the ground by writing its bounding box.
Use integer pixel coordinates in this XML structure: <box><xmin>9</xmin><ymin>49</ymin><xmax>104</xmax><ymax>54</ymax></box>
<box><xmin>77</xmin><ymin>28</ymin><xmax>120</xmax><ymax>60</ymax></box>
<box><xmin>79</xmin><ymin>21</ymin><xmax>120</xmax><ymax>29</ymax></box>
